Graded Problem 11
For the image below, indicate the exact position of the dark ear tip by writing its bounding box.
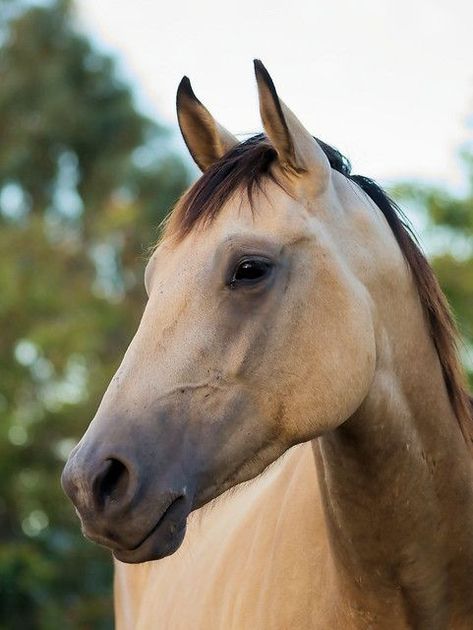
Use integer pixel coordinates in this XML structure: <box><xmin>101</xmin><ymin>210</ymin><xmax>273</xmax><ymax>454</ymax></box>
<box><xmin>253</xmin><ymin>59</ymin><xmax>280</xmax><ymax>101</ymax></box>
<box><xmin>253</xmin><ymin>59</ymin><xmax>276</xmax><ymax>90</ymax></box>
<box><xmin>177</xmin><ymin>75</ymin><xmax>196</xmax><ymax>101</ymax></box>
<box><xmin>253</xmin><ymin>59</ymin><xmax>267</xmax><ymax>78</ymax></box>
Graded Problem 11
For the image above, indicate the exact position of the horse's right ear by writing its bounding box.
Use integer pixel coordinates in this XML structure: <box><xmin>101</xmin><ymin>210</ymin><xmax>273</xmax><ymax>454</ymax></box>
<box><xmin>253</xmin><ymin>60</ymin><xmax>330</xmax><ymax>191</ymax></box>
<box><xmin>176</xmin><ymin>77</ymin><xmax>238</xmax><ymax>172</ymax></box>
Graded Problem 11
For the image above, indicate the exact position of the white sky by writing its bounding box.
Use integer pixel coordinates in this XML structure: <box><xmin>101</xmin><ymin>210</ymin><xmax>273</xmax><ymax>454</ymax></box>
<box><xmin>76</xmin><ymin>0</ymin><xmax>473</xmax><ymax>190</ymax></box>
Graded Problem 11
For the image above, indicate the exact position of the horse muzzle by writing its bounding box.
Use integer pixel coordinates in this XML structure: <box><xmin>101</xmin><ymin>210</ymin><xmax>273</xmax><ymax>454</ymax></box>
<box><xmin>61</xmin><ymin>441</ymin><xmax>194</xmax><ymax>563</ymax></box>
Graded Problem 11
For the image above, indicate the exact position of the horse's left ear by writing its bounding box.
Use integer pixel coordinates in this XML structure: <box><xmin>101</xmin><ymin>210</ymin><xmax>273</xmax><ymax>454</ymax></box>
<box><xmin>254</xmin><ymin>60</ymin><xmax>330</xmax><ymax>188</ymax></box>
<box><xmin>177</xmin><ymin>76</ymin><xmax>239</xmax><ymax>172</ymax></box>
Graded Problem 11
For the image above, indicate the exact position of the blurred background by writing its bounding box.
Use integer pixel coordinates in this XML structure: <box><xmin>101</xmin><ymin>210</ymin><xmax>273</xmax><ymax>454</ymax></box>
<box><xmin>0</xmin><ymin>0</ymin><xmax>471</xmax><ymax>627</ymax></box>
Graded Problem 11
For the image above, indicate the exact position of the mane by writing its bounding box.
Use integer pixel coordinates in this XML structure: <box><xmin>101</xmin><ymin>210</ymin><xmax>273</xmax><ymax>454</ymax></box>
<box><xmin>163</xmin><ymin>133</ymin><xmax>473</xmax><ymax>448</ymax></box>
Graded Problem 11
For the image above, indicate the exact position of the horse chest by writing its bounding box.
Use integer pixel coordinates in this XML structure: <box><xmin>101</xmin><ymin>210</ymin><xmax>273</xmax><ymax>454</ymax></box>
<box><xmin>114</xmin><ymin>444</ymin><xmax>330</xmax><ymax>629</ymax></box>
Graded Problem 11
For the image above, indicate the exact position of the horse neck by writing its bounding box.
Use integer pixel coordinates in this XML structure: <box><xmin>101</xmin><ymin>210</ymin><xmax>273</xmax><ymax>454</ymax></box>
<box><xmin>313</xmin><ymin>262</ymin><xmax>473</xmax><ymax>628</ymax></box>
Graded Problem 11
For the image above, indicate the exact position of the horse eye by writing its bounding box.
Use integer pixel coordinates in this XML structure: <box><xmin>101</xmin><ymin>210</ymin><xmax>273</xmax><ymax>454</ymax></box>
<box><xmin>230</xmin><ymin>258</ymin><xmax>273</xmax><ymax>288</ymax></box>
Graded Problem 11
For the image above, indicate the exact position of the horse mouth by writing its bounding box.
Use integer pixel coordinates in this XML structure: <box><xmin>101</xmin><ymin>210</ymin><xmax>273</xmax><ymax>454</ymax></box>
<box><xmin>112</xmin><ymin>495</ymin><xmax>190</xmax><ymax>564</ymax></box>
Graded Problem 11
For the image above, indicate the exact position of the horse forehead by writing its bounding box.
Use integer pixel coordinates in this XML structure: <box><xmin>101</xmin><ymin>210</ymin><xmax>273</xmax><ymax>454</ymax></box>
<box><xmin>150</xmin><ymin>179</ymin><xmax>338</xmax><ymax>282</ymax></box>
<box><xmin>211</xmin><ymin>186</ymin><xmax>313</xmax><ymax>242</ymax></box>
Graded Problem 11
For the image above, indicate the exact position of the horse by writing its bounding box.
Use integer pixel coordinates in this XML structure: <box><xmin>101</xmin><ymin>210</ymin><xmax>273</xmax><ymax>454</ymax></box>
<box><xmin>62</xmin><ymin>61</ymin><xmax>473</xmax><ymax>629</ymax></box>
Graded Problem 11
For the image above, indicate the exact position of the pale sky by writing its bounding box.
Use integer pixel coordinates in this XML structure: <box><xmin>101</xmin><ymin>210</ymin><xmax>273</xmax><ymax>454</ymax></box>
<box><xmin>76</xmin><ymin>0</ymin><xmax>473</xmax><ymax>190</ymax></box>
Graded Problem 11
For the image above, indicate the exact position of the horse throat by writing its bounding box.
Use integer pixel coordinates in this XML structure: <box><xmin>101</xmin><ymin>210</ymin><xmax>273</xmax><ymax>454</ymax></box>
<box><xmin>313</xmin><ymin>288</ymin><xmax>473</xmax><ymax>628</ymax></box>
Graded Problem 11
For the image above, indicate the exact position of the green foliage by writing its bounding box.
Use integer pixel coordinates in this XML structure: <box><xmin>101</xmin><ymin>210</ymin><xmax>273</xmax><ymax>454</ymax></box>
<box><xmin>392</xmin><ymin>156</ymin><xmax>473</xmax><ymax>386</ymax></box>
<box><xmin>0</xmin><ymin>1</ymin><xmax>189</xmax><ymax>627</ymax></box>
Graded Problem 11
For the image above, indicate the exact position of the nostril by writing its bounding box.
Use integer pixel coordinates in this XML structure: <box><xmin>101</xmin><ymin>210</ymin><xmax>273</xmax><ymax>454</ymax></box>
<box><xmin>93</xmin><ymin>458</ymin><xmax>130</xmax><ymax>510</ymax></box>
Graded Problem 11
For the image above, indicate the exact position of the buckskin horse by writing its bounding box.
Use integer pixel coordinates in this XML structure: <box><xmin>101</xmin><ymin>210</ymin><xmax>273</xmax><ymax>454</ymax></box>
<box><xmin>62</xmin><ymin>61</ymin><xmax>473</xmax><ymax>628</ymax></box>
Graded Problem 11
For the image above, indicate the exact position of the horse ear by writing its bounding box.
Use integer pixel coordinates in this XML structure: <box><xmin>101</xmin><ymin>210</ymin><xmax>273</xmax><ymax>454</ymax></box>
<box><xmin>176</xmin><ymin>77</ymin><xmax>239</xmax><ymax>172</ymax></box>
<box><xmin>253</xmin><ymin>60</ymin><xmax>330</xmax><ymax>186</ymax></box>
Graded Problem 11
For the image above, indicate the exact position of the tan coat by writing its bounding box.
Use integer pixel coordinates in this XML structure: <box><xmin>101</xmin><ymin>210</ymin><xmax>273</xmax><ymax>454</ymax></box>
<box><xmin>115</xmin><ymin>443</ymin><xmax>335</xmax><ymax>629</ymax></box>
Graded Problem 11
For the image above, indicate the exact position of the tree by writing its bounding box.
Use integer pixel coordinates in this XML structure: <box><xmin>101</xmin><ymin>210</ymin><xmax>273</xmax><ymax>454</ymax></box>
<box><xmin>0</xmin><ymin>1</ymin><xmax>189</xmax><ymax>627</ymax></box>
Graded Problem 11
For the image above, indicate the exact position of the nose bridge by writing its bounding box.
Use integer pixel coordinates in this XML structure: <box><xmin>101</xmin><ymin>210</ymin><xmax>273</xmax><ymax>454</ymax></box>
<box><xmin>107</xmin><ymin>310</ymin><xmax>184</xmax><ymax>407</ymax></box>
<box><xmin>61</xmin><ymin>281</ymin><xmax>208</xmax><ymax>548</ymax></box>
<box><xmin>132</xmin><ymin>275</ymin><xmax>207</xmax><ymax>377</ymax></box>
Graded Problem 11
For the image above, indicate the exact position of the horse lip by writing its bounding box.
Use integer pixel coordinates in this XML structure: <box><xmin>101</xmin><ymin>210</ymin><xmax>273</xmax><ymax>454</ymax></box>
<box><xmin>81</xmin><ymin>493</ymin><xmax>189</xmax><ymax>556</ymax></box>
<box><xmin>127</xmin><ymin>494</ymin><xmax>186</xmax><ymax>552</ymax></box>
<box><xmin>112</xmin><ymin>496</ymin><xmax>189</xmax><ymax>563</ymax></box>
